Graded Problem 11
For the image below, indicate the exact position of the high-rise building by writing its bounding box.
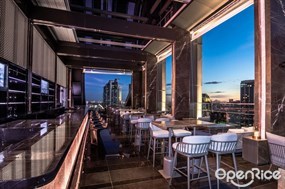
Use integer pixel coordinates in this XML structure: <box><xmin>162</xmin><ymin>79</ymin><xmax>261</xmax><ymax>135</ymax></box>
<box><xmin>240</xmin><ymin>80</ymin><xmax>254</xmax><ymax>103</ymax></box>
<box><xmin>103</xmin><ymin>79</ymin><xmax>121</xmax><ymax>106</ymax></box>
<box><xmin>118</xmin><ymin>86</ymin><xmax>122</xmax><ymax>103</ymax></box>
<box><xmin>240</xmin><ymin>80</ymin><xmax>254</xmax><ymax>126</ymax></box>
<box><xmin>202</xmin><ymin>93</ymin><xmax>212</xmax><ymax>117</ymax></box>
<box><xmin>166</xmin><ymin>83</ymin><xmax>172</xmax><ymax>111</ymax></box>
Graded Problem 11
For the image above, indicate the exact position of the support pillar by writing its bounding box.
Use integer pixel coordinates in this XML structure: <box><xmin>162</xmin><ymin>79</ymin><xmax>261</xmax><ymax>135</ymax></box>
<box><xmin>68</xmin><ymin>68</ymin><xmax>72</xmax><ymax>108</ymax></box>
<box><xmin>172</xmin><ymin>34</ymin><xmax>190</xmax><ymax>120</ymax></box>
<box><xmin>145</xmin><ymin>54</ymin><xmax>158</xmax><ymax>113</ymax></box>
<box><xmin>157</xmin><ymin>60</ymin><xmax>166</xmax><ymax>111</ymax></box>
<box><xmin>71</xmin><ymin>69</ymin><xmax>86</xmax><ymax>106</ymax></box>
<box><xmin>142</xmin><ymin>68</ymin><xmax>146</xmax><ymax>108</ymax></box>
<box><xmin>254</xmin><ymin>0</ymin><xmax>285</xmax><ymax>137</ymax></box>
<box><xmin>27</xmin><ymin>20</ymin><xmax>33</xmax><ymax>114</ymax></box>
<box><xmin>132</xmin><ymin>71</ymin><xmax>142</xmax><ymax>108</ymax></box>
<box><xmin>54</xmin><ymin>56</ymin><xmax>58</xmax><ymax>108</ymax></box>
<box><xmin>172</xmin><ymin>32</ymin><xmax>201</xmax><ymax>120</ymax></box>
<box><xmin>191</xmin><ymin>38</ymin><xmax>202</xmax><ymax>119</ymax></box>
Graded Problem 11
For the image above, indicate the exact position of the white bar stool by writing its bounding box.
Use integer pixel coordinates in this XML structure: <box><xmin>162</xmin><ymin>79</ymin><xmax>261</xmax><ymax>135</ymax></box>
<box><xmin>170</xmin><ymin>136</ymin><xmax>212</xmax><ymax>189</ymax></box>
<box><xmin>173</xmin><ymin>128</ymin><xmax>192</xmax><ymax>142</ymax></box>
<box><xmin>209</xmin><ymin>133</ymin><xmax>238</xmax><ymax>189</ymax></box>
<box><xmin>129</xmin><ymin>115</ymin><xmax>139</xmax><ymax>141</ymax></box>
<box><xmin>147</xmin><ymin>118</ymin><xmax>170</xmax><ymax>167</ymax></box>
<box><xmin>135</xmin><ymin>118</ymin><xmax>152</xmax><ymax>152</ymax></box>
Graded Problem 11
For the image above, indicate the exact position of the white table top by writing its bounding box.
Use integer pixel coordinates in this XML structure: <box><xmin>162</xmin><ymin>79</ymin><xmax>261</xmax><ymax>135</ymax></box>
<box><xmin>152</xmin><ymin>120</ymin><xmax>215</xmax><ymax>130</ymax></box>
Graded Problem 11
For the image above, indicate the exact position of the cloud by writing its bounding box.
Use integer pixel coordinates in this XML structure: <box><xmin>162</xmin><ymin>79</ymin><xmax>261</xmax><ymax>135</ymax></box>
<box><xmin>238</xmin><ymin>41</ymin><xmax>254</xmax><ymax>50</ymax></box>
<box><xmin>211</xmin><ymin>91</ymin><xmax>224</xmax><ymax>94</ymax></box>
<box><xmin>85</xmin><ymin>81</ymin><xmax>104</xmax><ymax>87</ymax></box>
<box><xmin>120</xmin><ymin>83</ymin><xmax>131</xmax><ymax>88</ymax></box>
<box><xmin>93</xmin><ymin>77</ymin><xmax>105</xmax><ymax>83</ymax></box>
<box><xmin>204</xmin><ymin>81</ymin><xmax>222</xmax><ymax>85</ymax></box>
<box><xmin>210</xmin><ymin>94</ymin><xmax>229</xmax><ymax>99</ymax></box>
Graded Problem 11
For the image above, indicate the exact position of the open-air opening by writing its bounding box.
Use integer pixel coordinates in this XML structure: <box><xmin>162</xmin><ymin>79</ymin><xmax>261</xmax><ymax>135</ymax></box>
<box><xmin>84</xmin><ymin>69</ymin><xmax>131</xmax><ymax>108</ymax></box>
<box><xmin>202</xmin><ymin>5</ymin><xmax>254</xmax><ymax>126</ymax></box>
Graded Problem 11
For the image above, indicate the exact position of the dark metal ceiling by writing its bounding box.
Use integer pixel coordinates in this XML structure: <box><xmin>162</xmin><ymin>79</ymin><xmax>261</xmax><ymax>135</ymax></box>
<box><xmin>15</xmin><ymin>0</ymin><xmax>252</xmax><ymax>71</ymax></box>
<box><xmin>68</xmin><ymin>0</ymin><xmax>184</xmax><ymax>51</ymax></box>
<box><xmin>15</xmin><ymin>0</ymin><xmax>188</xmax><ymax>71</ymax></box>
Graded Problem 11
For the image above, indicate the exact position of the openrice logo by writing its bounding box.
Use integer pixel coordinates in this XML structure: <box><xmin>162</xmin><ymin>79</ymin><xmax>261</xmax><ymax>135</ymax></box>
<box><xmin>215</xmin><ymin>168</ymin><xmax>282</xmax><ymax>187</ymax></box>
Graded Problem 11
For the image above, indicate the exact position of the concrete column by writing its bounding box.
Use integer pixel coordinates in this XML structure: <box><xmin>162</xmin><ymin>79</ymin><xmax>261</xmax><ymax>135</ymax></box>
<box><xmin>156</xmin><ymin>60</ymin><xmax>166</xmax><ymax>111</ymax></box>
<box><xmin>192</xmin><ymin>38</ymin><xmax>203</xmax><ymax>119</ymax></box>
<box><xmin>27</xmin><ymin>20</ymin><xmax>33</xmax><ymax>114</ymax></box>
<box><xmin>132</xmin><ymin>71</ymin><xmax>142</xmax><ymax>108</ymax></box>
<box><xmin>142</xmin><ymin>69</ymin><xmax>145</xmax><ymax>108</ymax></box>
<box><xmin>145</xmin><ymin>54</ymin><xmax>157</xmax><ymax>113</ymax></box>
<box><xmin>172</xmin><ymin>32</ymin><xmax>201</xmax><ymax>120</ymax></box>
<box><xmin>68</xmin><ymin>68</ymin><xmax>72</xmax><ymax>108</ymax></box>
<box><xmin>54</xmin><ymin>56</ymin><xmax>58</xmax><ymax>108</ymax></box>
<box><xmin>71</xmin><ymin>69</ymin><xmax>86</xmax><ymax>106</ymax></box>
<box><xmin>161</xmin><ymin>60</ymin><xmax>166</xmax><ymax>111</ymax></box>
<box><xmin>156</xmin><ymin>59</ymin><xmax>166</xmax><ymax>111</ymax></box>
<box><xmin>254</xmin><ymin>0</ymin><xmax>285</xmax><ymax>137</ymax></box>
<box><xmin>172</xmin><ymin>34</ymin><xmax>190</xmax><ymax>119</ymax></box>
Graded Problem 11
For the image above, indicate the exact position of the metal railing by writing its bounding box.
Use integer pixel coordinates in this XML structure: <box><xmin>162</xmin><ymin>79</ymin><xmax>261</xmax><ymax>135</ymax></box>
<box><xmin>202</xmin><ymin>102</ymin><xmax>254</xmax><ymax>126</ymax></box>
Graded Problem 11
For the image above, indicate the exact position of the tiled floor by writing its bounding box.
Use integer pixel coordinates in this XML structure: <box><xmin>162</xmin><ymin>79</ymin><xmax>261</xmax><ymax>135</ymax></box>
<box><xmin>80</xmin><ymin>118</ymin><xmax>278</xmax><ymax>189</ymax></box>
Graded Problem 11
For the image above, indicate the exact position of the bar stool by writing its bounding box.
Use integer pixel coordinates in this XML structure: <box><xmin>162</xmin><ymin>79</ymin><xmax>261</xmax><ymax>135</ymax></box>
<box><xmin>135</xmin><ymin>118</ymin><xmax>152</xmax><ymax>152</ymax></box>
<box><xmin>144</xmin><ymin>115</ymin><xmax>155</xmax><ymax>121</ymax></box>
<box><xmin>147</xmin><ymin>118</ymin><xmax>170</xmax><ymax>167</ymax></box>
<box><xmin>209</xmin><ymin>133</ymin><xmax>238</xmax><ymax>189</ymax></box>
<box><xmin>158</xmin><ymin>116</ymin><xmax>192</xmax><ymax>142</ymax></box>
<box><xmin>129</xmin><ymin>115</ymin><xmax>139</xmax><ymax>141</ymax></box>
<box><xmin>266</xmin><ymin>132</ymin><xmax>285</xmax><ymax>170</ymax></box>
<box><xmin>170</xmin><ymin>136</ymin><xmax>212</xmax><ymax>189</ymax></box>
<box><xmin>173</xmin><ymin>128</ymin><xmax>192</xmax><ymax>142</ymax></box>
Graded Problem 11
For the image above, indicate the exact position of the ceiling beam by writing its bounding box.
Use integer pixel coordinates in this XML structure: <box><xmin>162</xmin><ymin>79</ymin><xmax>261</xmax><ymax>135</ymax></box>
<box><xmin>78</xmin><ymin>37</ymin><xmax>144</xmax><ymax>49</ymax></box>
<box><xmin>30</xmin><ymin>6</ymin><xmax>184</xmax><ymax>42</ymax></box>
<box><xmin>62</xmin><ymin>56</ymin><xmax>142</xmax><ymax>71</ymax></box>
<box><xmin>159</xmin><ymin>0</ymin><xmax>172</xmax><ymax>15</ymax></box>
<box><xmin>150</xmin><ymin>0</ymin><xmax>161</xmax><ymax>14</ymax></box>
<box><xmin>56</xmin><ymin>42</ymin><xmax>148</xmax><ymax>62</ymax></box>
<box><xmin>70</xmin><ymin>4</ymin><xmax>148</xmax><ymax>23</ymax></box>
<box><xmin>76</xmin><ymin>29</ymin><xmax>143</xmax><ymax>44</ymax></box>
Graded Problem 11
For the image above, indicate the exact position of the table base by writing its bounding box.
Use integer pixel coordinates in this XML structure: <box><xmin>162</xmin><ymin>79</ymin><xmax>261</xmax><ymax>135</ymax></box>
<box><xmin>158</xmin><ymin>157</ymin><xmax>181</xmax><ymax>179</ymax></box>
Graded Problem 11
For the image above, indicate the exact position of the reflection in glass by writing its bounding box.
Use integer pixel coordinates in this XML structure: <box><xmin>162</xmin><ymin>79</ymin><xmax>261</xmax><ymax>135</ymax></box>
<box><xmin>31</xmin><ymin>131</ymin><xmax>54</xmax><ymax>177</ymax></box>
<box><xmin>0</xmin><ymin>63</ymin><xmax>5</xmax><ymax>88</ymax></box>
<box><xmin>1</xmin><ymin>152</ymin><xmax>26</xmax><ymax>180</ymax></box>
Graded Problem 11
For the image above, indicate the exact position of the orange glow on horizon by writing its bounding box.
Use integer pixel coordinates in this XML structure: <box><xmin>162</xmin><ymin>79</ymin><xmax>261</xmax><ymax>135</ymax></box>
<box><xmin>208</xmin><ymin>92</ymin><xmax>240</xmax><ymax>102</ymax></box>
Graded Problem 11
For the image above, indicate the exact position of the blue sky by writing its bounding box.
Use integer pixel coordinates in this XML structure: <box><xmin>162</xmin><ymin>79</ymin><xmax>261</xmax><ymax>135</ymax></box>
<box><xmin>202</xmin><ymin>5</ymin><xmax>254</xmax><ymax>101</ymax></box>
<box><xmin>85</xmin><ymin>73</ymin><xmax>131</xmax><ymax>101</ymax></box>
<box><xmin>85</xmin><ymin>6</ymin><xmax>254</xmax><ymax>102</ymax></box>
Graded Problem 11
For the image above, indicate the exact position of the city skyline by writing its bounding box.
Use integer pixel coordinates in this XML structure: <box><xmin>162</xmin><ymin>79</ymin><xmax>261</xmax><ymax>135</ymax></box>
<box><xmin>85</xmin><ymin>6</ymin><xmax>254</xmax><ymax>103</ymax></box>
<box><xmin>85</xmin><ymin>73</ymin><xmax>131</xmax><ymax>102</ymax></box>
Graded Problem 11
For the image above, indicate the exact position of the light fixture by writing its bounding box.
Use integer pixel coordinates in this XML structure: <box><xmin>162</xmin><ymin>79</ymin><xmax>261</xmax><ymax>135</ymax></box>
<box><xmin>252</xmin><ymin>130</ymin><xmax>261</xmax><ymax>140</ymax></box>
<box><xmin>173</xmin><ymin>0</ymin><xmax>192</xmax><ymax>3</ymax></box>
<box><xmin>156</xmin><ymin>46</ymin><xmax>172</xmax><ymax>62</ymax></box>
<box><xmin>83</xmin><ymin>68</ymin><xmax>132</xmax><ymax>75</ymax></box>
<box><xmin>190</xmin><ymin>0</ymin><xmax>253</xmax><ymax>41</ymax></box>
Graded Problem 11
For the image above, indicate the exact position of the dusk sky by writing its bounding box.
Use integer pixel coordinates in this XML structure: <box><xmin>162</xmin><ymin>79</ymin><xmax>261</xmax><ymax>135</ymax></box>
<box><xmin>85</xmin><ymin>6</ymin><xmax>254</xmax><ymax>102</ymax></box>
<box><xmin>202</xmin><ymin>5</ymin><xmax>254</xmax><ymax>101</ymax></box>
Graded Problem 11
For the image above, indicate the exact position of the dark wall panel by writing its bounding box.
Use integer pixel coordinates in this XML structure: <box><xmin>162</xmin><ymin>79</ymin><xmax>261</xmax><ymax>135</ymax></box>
<box><xmin>71</xmin><ymin>69</ymin><xmax>85</xmax><ymax>106</ymax></box>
